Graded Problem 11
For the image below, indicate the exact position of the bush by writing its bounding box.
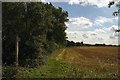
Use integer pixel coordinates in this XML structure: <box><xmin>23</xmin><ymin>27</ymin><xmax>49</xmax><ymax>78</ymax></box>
<box><xmin>2</xmin><ymin>66</ymin><xmax>16</xmax><ymax>78</ymax></box>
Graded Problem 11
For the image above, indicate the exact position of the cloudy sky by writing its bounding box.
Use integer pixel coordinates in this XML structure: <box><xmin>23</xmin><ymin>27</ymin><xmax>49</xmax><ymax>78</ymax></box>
<box><xmin>46</xmin><ymin>0</ymin><xmax>119</xmax><ymax>45</ymax></box>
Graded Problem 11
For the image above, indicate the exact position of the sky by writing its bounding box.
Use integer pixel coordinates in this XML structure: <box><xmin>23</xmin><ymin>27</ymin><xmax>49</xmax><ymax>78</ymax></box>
<box><xmin>44</xmin><ymin>0</ymin><xmax>119</xmax><ymax>45</ymax></box>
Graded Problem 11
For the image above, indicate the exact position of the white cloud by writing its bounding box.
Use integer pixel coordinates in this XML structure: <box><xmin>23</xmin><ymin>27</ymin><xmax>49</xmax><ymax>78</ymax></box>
<box><xmin>68</xmin><ymin>0</ymin><xmax>80</xmax><ymax>5</ymax></box>
<box><xmin>94</xmin><ymin>28</ymin><xmax>106</xmax><ymax>33</ymax></box>
<box><xmin>82</xmin><ymin>34</ymin><xmax>89</xmax><ymax>39</ymax></box>
<box><xmin>68</xmin><ymin>0</ymin><xmax>116</xmax><ymax>8</ymax></box>
<box><xmin>66</xmin><ymin>26</ymin><xmax>118</xmax><ymax>45</ymax></box>
<box><xmin>65</xmin><ymin>16</ymin><xmax>118</xmax><ymax>45</ymax></box>
<box><xmin>69</xmin><ymin>17</ymin><xmax>93</xmax><ymax>27</ymax></box>
<box><xmin>67</xmin><ymin>17</ymin><xmax>93</xmax><ymax>31</ymax></box>
<box><xmin>41</xmin><ymin>0</ymin><xmax>45</xmax><ymax>2</ymax></box>
<box><xmin>94</xmin><ymin>16</ymin><xmax>116</xmax><ymax>26</ymax></box>
<box><xmin>109</xmin><ymin>25</ymin><xmax>120</xmax><ymax>31</ymax></box>
<box><xmin>90</xmin><ymin>32</ymin><xmax>98</xmax><ymax>36</ymax></box>
<box><xmin>103</xmin><ymin>25</ymin><xmax>119</xmax><ymax>32</ymax></box>
<box><xmin>109</xmin><ymin>35</ymin><xmax>116</xmax><ymax>39</ymax></box>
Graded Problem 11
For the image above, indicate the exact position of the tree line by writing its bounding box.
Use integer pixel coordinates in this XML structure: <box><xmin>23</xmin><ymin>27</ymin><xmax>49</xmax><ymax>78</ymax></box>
<box><xmin>2</xmin><ymin>2</ymin><xmax>68</xmax><ymax>67</ymax></box>
<box><xmin>66</xmin><ymin>40</ymin><xmax>119</xmax><ymax>47</ymax></box>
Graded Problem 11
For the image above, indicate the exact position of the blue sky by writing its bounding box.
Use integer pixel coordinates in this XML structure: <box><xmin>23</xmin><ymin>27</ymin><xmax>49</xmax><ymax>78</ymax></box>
<box><xmin>52</xmin><ymin>2</ymin><xmax>116</xmax><ymax>18</ymax></box>
<box><xmin>49</xmin><ymin>0</ymin><xmax>119</xmax><ymax>45</ymax></box>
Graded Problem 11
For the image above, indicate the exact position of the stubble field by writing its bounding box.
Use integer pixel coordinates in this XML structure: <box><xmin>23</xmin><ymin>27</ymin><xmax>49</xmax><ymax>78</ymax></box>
<box><xmin>3</xmin><ymin>46</ymin><xmax>119</xmax><ymax>78</ymax></box>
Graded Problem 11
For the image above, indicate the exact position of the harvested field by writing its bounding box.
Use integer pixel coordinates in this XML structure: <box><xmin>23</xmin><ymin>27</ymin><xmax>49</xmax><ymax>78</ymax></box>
<box><xmin>7</xmin><ymin>46</ymin><xmax>119</xmax><ymax>78</ymax></box>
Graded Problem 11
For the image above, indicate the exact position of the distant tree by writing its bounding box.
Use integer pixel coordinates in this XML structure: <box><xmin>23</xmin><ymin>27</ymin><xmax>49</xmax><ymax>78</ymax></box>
<box><xmin>81</xmin><ymin>41</ymin><xmax>84</xmax><ymax>46</ymax></box>
<box><xmin>95</xmin><ymin>43</ymin><xmax>106</xmax><ymax>46</ymax></box>
<box><xmin>66</xmin><ymin>40</ymin><xmax>85</xmax><ymax>47</ymax></box>
<box><xmin>76</xmin><ymin>42</ymin><xmax>81</xmax><ymax>46</ymax></box>
<box><xmin>66</xmin><ymin>40</ymin><xmax>75</xmax><ymax>47</ymax></box>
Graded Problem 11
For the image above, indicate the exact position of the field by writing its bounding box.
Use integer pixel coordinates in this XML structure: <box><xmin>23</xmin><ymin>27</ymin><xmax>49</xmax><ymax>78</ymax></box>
<box><xmin>50</xmin><ymin>46</ymin><xmax>119</xmax><ymax>78</ymax></box>
<box><xmin>3</xmin><ymin>46</ymin><xmax>119</xmax><ymax>78</ymax></box>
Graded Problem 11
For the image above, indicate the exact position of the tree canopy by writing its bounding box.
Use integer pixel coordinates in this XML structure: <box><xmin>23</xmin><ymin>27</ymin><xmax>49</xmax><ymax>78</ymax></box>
<box><xmin>2</xmin><ymin>2</ymin><xmax>68</xmax><ymax>67</ymax></box>
<box><xmin>108</xmin><ymin>1</ymin><xmax>120</xmax><ymax>16</ymax></box>
<box><xmin>108</xmin><ymin>1</ymin><xmax>120</xmax><ymax>32</ymax></box>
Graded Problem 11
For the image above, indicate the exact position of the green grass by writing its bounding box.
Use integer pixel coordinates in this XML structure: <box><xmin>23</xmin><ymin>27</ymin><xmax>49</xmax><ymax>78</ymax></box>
<box><xmin>14</xmin><ymin>59</ymin><xmax>110</xmax><ymax>78</ymax></box>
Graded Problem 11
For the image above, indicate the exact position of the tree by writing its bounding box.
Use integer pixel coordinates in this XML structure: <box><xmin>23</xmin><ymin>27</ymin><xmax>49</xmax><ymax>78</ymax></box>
<box><xmin>108</xmin><ymin>1</ymin><xmax>120</xmax><ymax>32</ymax></box>
<box><xmin>108</xmin><ymin>1</ymin><xmax>120</xmax><ymax>16</ymax></box>
<box><xmin>2</xmin><ymin>3</ymin><xmax>26</xmax><ymax>66</ymax></box>
<box><xmin>2</xmin><ymin>2</ymin><xmax>68</xmax><ymax>67</ymax></box>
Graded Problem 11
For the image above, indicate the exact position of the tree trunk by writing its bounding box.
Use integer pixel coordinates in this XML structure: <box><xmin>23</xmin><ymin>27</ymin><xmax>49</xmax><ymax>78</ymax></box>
<box><xmin>16</xmin><ymin>33</ymin><xmax>19</xmax><ymax>66</ymax></box>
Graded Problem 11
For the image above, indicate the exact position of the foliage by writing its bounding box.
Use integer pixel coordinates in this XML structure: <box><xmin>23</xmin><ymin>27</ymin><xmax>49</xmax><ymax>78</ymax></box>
<box><xmin>66</xmin><ymin>40</ymin><xmax>84</xmax><ymax>47</ymax></box>
<box><xmin>66</xmin><ymin>40</ymin><xmax>107</xmax><ymax>47</ymax></box>
<box><xmin>108</xmin><ymin>1</ymin><xmax>120</xmax><ymax>33</ymax></box>
<box><xmin>108</xmin><ymin>1</ymin><xmax>120</xmax><ymax>16</ymax></box>
<box><xmin>2</xmin><ymin>2</ymin><xmax>68</xmax><ymax>67</ymax></box>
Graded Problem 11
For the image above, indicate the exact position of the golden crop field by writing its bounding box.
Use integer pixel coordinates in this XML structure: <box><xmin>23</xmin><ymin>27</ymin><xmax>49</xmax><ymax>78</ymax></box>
<box><xmin>51</xmin><ymin>46</ymin><xmax>119</xmax><ymax>78</ymax></box>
